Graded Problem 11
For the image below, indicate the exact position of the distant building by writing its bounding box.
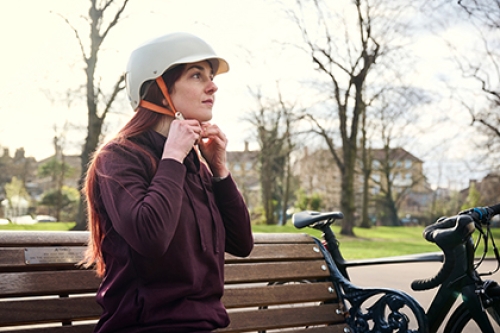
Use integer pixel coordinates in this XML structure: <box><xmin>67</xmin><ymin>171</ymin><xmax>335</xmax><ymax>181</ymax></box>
<box><xmin>292</xmin><ymin>148</ymin><xmax>341</xmax><ymax>211</ymax></box>
<box><xmin>460</xmin><ymin>172</ymin><xmax>500</xmax><ymax>205</ymax></box>
<box><xmin>226</xmin><ymin>142</ymin><xmax>260</xmax><ymax>211</ymax></box>
<box><xmin>370</xmin><ymin>147</ymin><xmax>433</xmax><ymax>217</ymax></box>
<box><xmin>294</xmin><ymin>146</ymin><xmax>433</xmax><ymax>223</ymax></box>
<box><xmin>0</xmin><ymin>148</ymin><xmax>38</xmax><ymax>217</ymax></box>
<box><xmin>31</xmin><ymin>145</ymin><xmax>262</xmax><ymax>212</ymax></box>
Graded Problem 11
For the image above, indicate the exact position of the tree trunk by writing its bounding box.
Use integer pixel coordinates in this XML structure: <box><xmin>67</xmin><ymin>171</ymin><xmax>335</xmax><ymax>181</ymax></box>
<box><xmin>67</xmin><ymin>0</ymin><xmax>129</xmax><ymax>230</ymax></box>
<box><xmin>280</xmin><ymin>155</ymin><xmax>291</xmax><ymax>225</ymax></box>
<box><xmin>360</xmin><ymin>108</ymin><xmax>371</xmax><ymax>228</ymax></box>
<box><xmin>340</xmin><ymin>148</ymin><xmax>356</xmax><ymax>236</ymax></box>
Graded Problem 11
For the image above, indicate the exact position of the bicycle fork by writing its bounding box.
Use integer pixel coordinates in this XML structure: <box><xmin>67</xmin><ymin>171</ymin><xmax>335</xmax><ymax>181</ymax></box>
<box><xmin>462</xmin><ymin>283</ymin><xmax>496</xmax><ymax>332</ymax></box>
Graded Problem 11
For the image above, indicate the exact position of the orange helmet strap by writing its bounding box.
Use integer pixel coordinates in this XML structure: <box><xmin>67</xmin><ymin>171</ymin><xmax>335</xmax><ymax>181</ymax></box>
<box><xmin>137</xmin><ymin>77</ymin><xmax>179</xmax><ymax>117</ymax></box>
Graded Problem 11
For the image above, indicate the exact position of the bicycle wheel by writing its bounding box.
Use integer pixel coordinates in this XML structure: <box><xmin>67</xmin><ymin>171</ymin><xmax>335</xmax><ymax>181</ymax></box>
<box><xmin>444</xmin><ymin>302</ymin><xmax>499</xmax><ymax>333</ymax></box>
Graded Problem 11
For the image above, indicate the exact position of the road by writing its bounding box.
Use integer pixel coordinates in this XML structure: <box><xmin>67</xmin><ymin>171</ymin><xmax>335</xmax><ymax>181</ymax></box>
<box><xmin>347</xmin><ymin>260</ymin><xmax>500</xmax><ymax>333</ymax></box>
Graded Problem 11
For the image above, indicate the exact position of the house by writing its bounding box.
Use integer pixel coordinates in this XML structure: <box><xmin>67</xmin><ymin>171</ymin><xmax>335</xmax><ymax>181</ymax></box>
<box><xmin>292</xmin><ymin>148</ymin><xmax>341</xmax><ymax>211</ymax></box>
<box><xmin>226</xmin><ymin>142</ymin><xmax>260</xmax><ymax>211</ymax></box>
<box><xmin>293</xmin><ymin>146</ymin><xmax>433</xmax><ymax>223</ymax></box>
<box><xmin>31</xmin><ymin>145</ymin><xmax>262</xmax><ymax>212</ymax></box>
<box><xmin>460</xmin><ymin>172</ymin><xmax>500</xmax><ymax>206</ymax></box>
<box><xmin>370</xmin><ymin>147</ymin><xmax>434</xmax><ymax>217</ymax></box>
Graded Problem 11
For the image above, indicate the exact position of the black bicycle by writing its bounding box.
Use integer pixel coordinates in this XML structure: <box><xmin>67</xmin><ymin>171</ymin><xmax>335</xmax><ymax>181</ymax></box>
<box><xmin>293</xmin><ymin>210</ymin><xmax>500</xmax><ymax>333</ymax></box>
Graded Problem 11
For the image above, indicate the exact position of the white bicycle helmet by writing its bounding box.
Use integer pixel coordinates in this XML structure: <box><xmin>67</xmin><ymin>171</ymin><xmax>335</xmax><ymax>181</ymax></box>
<box><xmin>125</xmin><ymin>32</ymin><xmax>229</xmax><ymax>113</ymax></box>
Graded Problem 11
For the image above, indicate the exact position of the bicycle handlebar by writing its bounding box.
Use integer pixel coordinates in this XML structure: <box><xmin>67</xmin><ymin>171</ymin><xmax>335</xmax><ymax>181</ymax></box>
<box><xmin>423</xmin><ymin>214</ymin><xmax>475</xmax><ymax>248</ymax></box>
<box><xmin>411</xmin><ymin>214</ymin><xmax>475</xmax><ymax>291</ymax></box>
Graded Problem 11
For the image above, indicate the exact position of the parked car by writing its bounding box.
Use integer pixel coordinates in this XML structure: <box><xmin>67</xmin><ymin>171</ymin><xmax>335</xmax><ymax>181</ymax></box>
<box><xmin>35</xmin><ymin>215</ymin><xmax>57</xmax><ymax>222</ymax></box>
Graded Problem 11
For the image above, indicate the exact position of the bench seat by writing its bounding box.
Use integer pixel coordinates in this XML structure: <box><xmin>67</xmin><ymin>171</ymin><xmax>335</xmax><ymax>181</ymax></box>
<box><xmin>0</xmin><ymin>231</ymin><xmax>349</xmax><ymax>333</ymax></box>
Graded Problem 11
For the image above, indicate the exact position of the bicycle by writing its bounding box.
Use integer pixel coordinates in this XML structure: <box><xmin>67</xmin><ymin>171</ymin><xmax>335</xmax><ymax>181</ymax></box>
<box><xmin>292</xmin><ymin>210</ymin><xmax>500</xmax><ymax>333</ymax></box>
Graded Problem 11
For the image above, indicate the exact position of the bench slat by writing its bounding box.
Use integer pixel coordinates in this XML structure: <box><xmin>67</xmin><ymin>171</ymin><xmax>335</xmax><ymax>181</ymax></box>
<box><xmin>0</xmin><ymin>248</ymin><xmax>85</xmax><ymax>272</ymax></box>
<box><xmin>0</xmin><ymin>261</ymin><xmax>330</xmax><ymax>296</ymax></box>
<box><xmin>0</xmin><ymin>296</ymin><xmax>100</xmax><ymax>326</ymax></box>
<box><xmin>0</xmin><ymin>243</ymin><xmax>325</xmax><ymax>269</ymax></box>
<box><xmin>0</xmin><ymin>231</ymin><xmax>88</xmax><ymax>247</ymax></box>
<box><xmin>275</xmin><ymin>326</ymin><xmax>352</xmax><ymax>333</ymax></box>
<box><xmin>0</xmin><ymin>271</ymin><xmax>100</xmax><ymax>297</ymax></box>
<box><xmin>225</xmin><ymin>243</ymin><xmax>323</xmax><ymax>263</ymax></box>
<box><xmin>0</xmin><ymin>248</ymin><xmax>24</xmax><ymax>267</ymax></box>
<box><xmin>222</xmin><ymin>281</ymin><xmax>337</xmax><ymax>308</ymax></box>
<box><xmin>252</xmin><ymin>232</ymin><xmax>316</xmax><ymax>244</ymax></box>
<box><xmin>0</xmin><ymin>232</ymin><xmax>311</xmax><ymax>247</ymax></box>
<box><xmin>216</xmin><ymin>303</ymin><xmax>345</xmax><ymax>332</ymax></box>
<box><xmin>225</xmin><ymin>260</ymin><xmax>330</xmax><ymax>283</ymax></box>
<box><xmin>2</xmin><ymin>323</ymin><xmax>350</xmax><ymax>333</ymax></box>
<box><xmin>0</xmin><ymin>325</ymin><xmax>96</xmax><ymax>333</ymax></box>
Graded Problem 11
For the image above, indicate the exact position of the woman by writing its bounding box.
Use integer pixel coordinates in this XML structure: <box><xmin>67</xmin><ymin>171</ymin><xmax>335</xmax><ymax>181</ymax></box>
<box><xmin>83</xmin><ymin>32</ymin><xmax>254</xmax><ymax>333</ymax></box>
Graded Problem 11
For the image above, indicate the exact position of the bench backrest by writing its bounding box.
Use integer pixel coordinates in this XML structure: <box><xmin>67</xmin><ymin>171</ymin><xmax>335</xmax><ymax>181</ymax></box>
<box><xmin>0</xmin><ymin>231</ymin><xmax>349</xmax><ymax>333</ymax></box>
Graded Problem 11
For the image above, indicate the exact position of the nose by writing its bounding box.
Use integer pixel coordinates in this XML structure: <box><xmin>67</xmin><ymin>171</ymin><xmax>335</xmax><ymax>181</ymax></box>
<box><xmin>206</xmin><ymin>81</ymin><xmax>218</xmax><ymax>94</ymax></box>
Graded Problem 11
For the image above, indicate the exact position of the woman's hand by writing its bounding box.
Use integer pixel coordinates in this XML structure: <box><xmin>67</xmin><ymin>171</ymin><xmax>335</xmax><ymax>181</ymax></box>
<box><xmin>199</xmin><ymin>123</ymin><xmax>229</xmax><ymax>178</ymax></box>
<box><xmin>162</xmin><ymin>119</ymin><xmax>202</xmax><ymax>162</ymax></box>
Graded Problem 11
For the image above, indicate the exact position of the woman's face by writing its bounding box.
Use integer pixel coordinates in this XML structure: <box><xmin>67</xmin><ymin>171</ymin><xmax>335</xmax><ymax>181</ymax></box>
<box><xmin>170</xmin><ymin>61</ymin><xmax>218</xmax><ymax>122</ymax></box>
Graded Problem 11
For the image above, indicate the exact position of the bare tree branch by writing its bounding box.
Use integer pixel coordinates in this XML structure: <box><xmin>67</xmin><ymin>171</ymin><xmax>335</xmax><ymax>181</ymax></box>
<box><xmin>101</xmin><ymin>0</ymin><xmax>130</xmax><ymax>41</ymax></box>
<box><xmin>53</xmin><ymin>12</ymin><xmax>87</xmax><ymax>60</ymax></box>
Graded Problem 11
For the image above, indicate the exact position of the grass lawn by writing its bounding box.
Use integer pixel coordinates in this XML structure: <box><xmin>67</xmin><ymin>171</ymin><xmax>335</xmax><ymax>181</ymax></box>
<box><xmin>1</xmin><ymin>221</ymin><xmax>499</xmax><ymax>260</ymax></box>
<box><xmin>0</xmin><ymin>222</ymin><xmax>76</xmax><ymax>231</ymax></box>
<box><xmin>252</xmin><ymin>223</ymin><xmax>500</xmax><ymax>259</ymax></box>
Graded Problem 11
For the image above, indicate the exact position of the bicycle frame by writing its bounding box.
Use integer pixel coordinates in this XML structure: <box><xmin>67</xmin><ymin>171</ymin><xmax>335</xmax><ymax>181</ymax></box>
<box><xmin>425</xmin><ymin>238</ymin><xmax>495</xmax><ymax>332</ymax></box>
<box><xmin>305</xmin><ymin>215</ymin><xmax>500</xmax><ymax>333</ymax></box>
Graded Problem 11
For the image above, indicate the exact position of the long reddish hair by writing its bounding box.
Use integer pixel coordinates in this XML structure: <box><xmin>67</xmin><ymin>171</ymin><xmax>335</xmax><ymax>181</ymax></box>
<box><xmin>83</xmin><ymin>65</ymin><xmax>185</xmax><ymax>276</ymax></box>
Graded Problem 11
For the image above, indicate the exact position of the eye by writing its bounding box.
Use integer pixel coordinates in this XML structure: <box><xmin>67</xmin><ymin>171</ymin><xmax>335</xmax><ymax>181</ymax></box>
<box><xmin>193</xmin><ymin>72</ymin><xmax>201</xmax><ymax>79</ymax></box>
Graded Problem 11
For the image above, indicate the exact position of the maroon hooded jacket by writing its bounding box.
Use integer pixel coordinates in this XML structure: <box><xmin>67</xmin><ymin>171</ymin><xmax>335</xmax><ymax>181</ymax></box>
<box><xmin>91</xmin><ymin>130</ymin><xmax>254</xmax><ymax>333</ymax></box>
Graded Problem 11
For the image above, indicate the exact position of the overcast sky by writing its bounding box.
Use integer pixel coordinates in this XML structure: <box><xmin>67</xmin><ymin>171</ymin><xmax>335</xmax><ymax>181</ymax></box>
<box><xmin>0</xmin><ymin>0</ymin><xmax>491</xmax><ymax>190</ymax></box>
<box><xmin>0</xmin><ymin>0</ymin><xmax>304</xmax><ymax>155</ymax></box>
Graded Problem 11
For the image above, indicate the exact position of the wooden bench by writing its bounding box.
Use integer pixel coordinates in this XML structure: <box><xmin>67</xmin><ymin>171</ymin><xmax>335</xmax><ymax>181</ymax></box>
<box><xmin>0</xmin><ymin>230</ymin><xmax>429</xmax><ymax>332</ymax></box>
<box><xmin>0</xmin><ymin>231</ymin><xmax>351</xmax><ymax>333</ymax></box>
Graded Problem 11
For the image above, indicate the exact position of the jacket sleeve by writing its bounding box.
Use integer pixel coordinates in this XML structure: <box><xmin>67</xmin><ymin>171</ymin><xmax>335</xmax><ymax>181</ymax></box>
<box><xmin>213</xmin><ymin>174</ymin><xmax>254</xmax><ymax>257</ymax></box>
<box><xmin>97</xmin><ymin>144</ymin><xmax>186</xmax><ymax>258</ymax></box>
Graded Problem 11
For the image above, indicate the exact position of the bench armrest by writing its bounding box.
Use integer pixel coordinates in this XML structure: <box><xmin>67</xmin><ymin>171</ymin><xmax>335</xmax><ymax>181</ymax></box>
<box><xmin>313</xmin><ymin>238</ymin><xmax>429</xmax><ymax>333</ymax></box>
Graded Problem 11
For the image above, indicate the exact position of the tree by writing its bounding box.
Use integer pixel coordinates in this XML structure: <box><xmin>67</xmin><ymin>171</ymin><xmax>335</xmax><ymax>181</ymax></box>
<box><xmin>40</xmin><ymin>186</ymin><xmax>79</xmax><ymax>221</ymax></box>
<box><xmin>59</xmin><ymin>0</ymin><xmax>130</xmax><ymax>229</ymax></box>
<box><xmin>424</xmin><ymin>0</ymin><xmax>500</xmax><ymax>168</ymax></box>
<box><xmin>457</xmin><ymin>0</ymin><xmax>500</xmax><ymax>164</ymax></box>
<box><xmin>289</xmin><ymin>0</ymin><xmax>381</xmax><ymax>235</ymax></box>
<box><xmin>288</xmin><ymin>0</ymin><xmax>426</xmax><ymax>234</ymax></box>
<box><xmin>246</xmin><ymin>87</ymin><xmax>301</xmax><ymax>225</ymax></box>
<box><xmin>4</xmin><ymin>177</ymin><xmax>30</xmax><ymax>218</ymax></box>
<box><xmin>461</xmin><ymin>181</ymin><xmax>482</xmax><ymax>210</ymax></box>
<box><xmin>276</xmin><ymin>89</ymin><xmax>302</xmax><ymax>225</ymax></box>
<box><xmin>295</xmin><ymin>188</ymin><xmax>323</xmax><ymax>211</ymax></box>
<box><xmin>38</xmin><ymin>158</ymin><xmax>75</xmax><ymax>221</ymax></box>
<box><xmin>37</xmin><ymin>126</ymin><xmax>76</xmax><ymax>221</ymax></box>
<box><xmin>359</xmin><ymin>99</ymin><xmax>372</xmax><ymax>228</ymax></box>
<box><xmin>366</xmin><ymin>86</ymin><xmax>430</xmax><ymax>226</ymax></box>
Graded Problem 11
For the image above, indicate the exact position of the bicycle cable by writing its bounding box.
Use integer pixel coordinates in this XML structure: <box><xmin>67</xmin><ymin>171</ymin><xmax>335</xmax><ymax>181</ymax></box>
<box><xmin>477</xmin><ymin>222</ymin><xmax>500</xmax><ymax>276</ymax></box>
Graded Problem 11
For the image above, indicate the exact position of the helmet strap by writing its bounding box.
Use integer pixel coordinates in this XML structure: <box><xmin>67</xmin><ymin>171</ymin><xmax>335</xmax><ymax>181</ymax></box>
<box><xmin>138</xmin><ymin>100</ymin><xmax>174</xmax><ymax>116</ymax></box>
<box><xmin>137</xmin><ymin>77</ymin><xmax>179</xmax><ymax>118</ymax></box>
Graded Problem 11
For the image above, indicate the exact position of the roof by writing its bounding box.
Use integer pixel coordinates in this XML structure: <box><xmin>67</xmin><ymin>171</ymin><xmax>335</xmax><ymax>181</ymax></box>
<box><xmin>371</xmin><ymin>147</ymin><xmax>422</xmax><ymax>163</ymax></box>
